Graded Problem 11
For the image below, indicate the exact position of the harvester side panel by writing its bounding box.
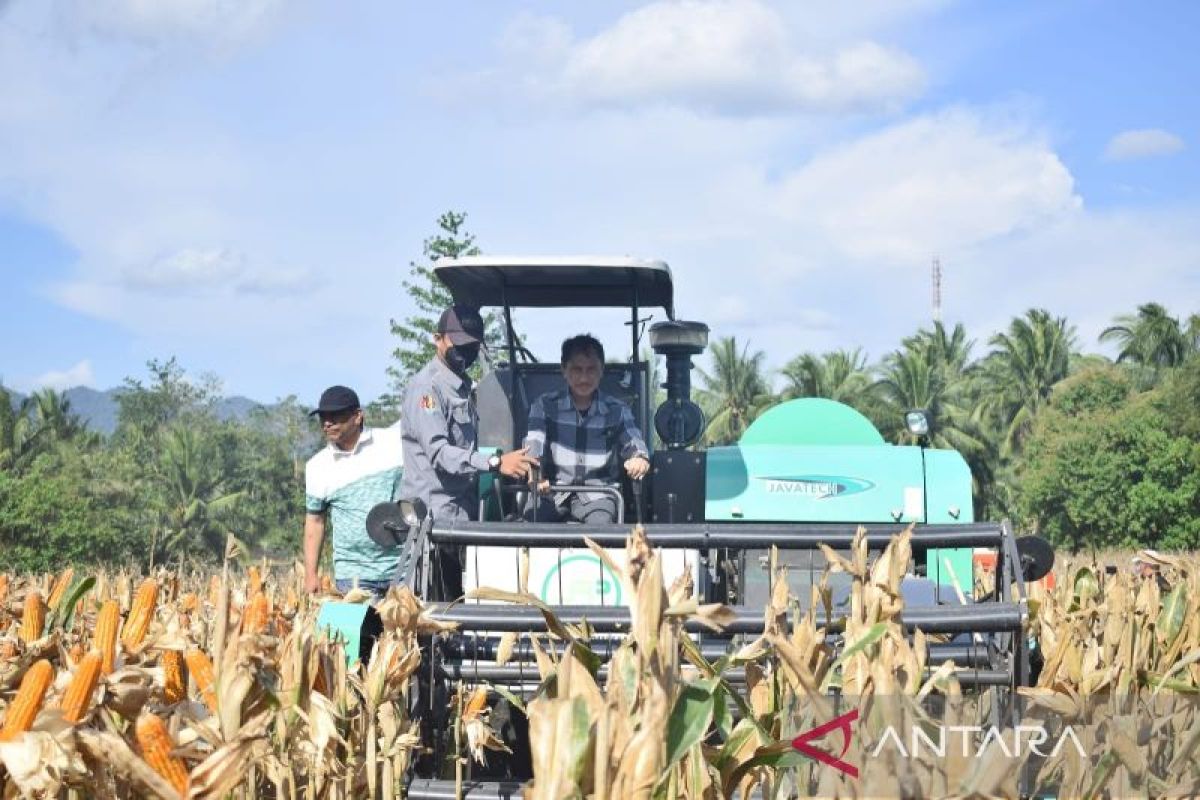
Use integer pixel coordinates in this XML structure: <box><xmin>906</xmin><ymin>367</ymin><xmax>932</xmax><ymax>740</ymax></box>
<box><xmin>705</xmin><ymin>444</ymin><xmax>927</xmax><ymax>523</ymax></box>
<box><xmin>921</xmin><ymin>448</ymin><xmax>977</xmax><ymax>589</ymax></box>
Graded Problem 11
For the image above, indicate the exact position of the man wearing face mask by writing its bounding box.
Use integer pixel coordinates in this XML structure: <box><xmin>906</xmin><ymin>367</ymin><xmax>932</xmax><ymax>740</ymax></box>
<box><xmin>400</xmin><ymin>304</ymin><xmax>536</xmax><ymax>543</ymax></box>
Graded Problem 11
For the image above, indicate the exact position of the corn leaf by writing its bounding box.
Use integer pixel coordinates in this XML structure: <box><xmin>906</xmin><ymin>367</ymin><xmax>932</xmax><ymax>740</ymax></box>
<box><xmin>1158</xmin><ymin>583</ymin><xmax>1188</xmax><ymax>646</ymax></box>
<box><xmin>664</xmin><ymin>680</ymin><xmax>716</xmax><ymax>770</ymax></box>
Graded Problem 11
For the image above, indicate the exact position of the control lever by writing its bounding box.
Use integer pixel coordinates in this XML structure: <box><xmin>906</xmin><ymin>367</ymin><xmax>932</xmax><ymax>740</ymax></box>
<box><xmin>525</xmin><ymin>463</ymin><xmax>542</xmax><ymax>521</ymax></box>
<box><xmin>631</xmin><ymin>477</ymin><xmax>645</xmax><ymax>524</ymax></box>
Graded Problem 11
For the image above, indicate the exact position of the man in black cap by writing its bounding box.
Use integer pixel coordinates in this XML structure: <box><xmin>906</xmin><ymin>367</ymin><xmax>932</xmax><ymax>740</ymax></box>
<box><xmin>303</xmin><ymin>385</ymin><xmax>405</xmax><ymax>597</ymax></box>
<box><xmin>400</xmin><ymin>305</ymin><xmax>536</xmax><ymax>596</ymax></box>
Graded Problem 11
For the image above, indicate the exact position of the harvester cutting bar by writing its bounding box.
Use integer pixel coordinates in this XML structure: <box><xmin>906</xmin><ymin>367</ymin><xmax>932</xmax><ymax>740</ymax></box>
<box><xmin>430</xmin><ymin>520</ymin><xmax>1005</xmax><ymax>549</ymax></box>
<box><xmin>438</xmin><ymin>634</ymin><xmax>729</xmax><ymax>662</ymax></box>
<box><xmin>437</xmin><ymin>664</ymin><xmax>1012</xmax><ymax>687</ymax></box>
<box><xmin>427</xmin><ymin>602</ymin><xmax>1025</xmax><ymax>634</ymax></box>
<box><xmin>436</xmin><ymin>635</ymin><xmax>995</xmax><ymax>668</ymax></box>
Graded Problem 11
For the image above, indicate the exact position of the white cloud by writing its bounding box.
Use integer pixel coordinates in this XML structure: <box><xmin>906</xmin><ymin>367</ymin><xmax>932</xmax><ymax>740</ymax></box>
<box><xmin>496</xmin><ymin>0</ymin><xmax>925</xmax><ymax>115</ymax></box>
<box><xmin>1104</xmin><ymin>128</ymin><xmax>1185</xmax><ymax>161</ymax></box>
<box><xmin>123</xmin><ymin>247</ymin><xmax>245</xmax><ymax>290</ymax></box>
<box><xmin>30</xmin><ymin>360</ymin><xmax>96</xmax><ymax>391</ymax></box>
<box><xmin>2</xmin><ymin>1</ymin><xmax>1196</xmax><ymax>404</ymax></box>
<box><xmin>949</xmin><ymin>207</ymin><xmax>1200</xmax><ymax>353</ymax></box>
<box><xmin>52</xmin><ymin>0</ymin><xmax>287</xmax><ymax>50</ymax></box>
<box><xmin>234</xmin><ymin>269</ymin><xmax>315</xmax><ymax>296</ymax></box>
<box><xmin>773</xmin><ymin>108</ymin><xmax>1080</xmax><ymax>264</ymax></box>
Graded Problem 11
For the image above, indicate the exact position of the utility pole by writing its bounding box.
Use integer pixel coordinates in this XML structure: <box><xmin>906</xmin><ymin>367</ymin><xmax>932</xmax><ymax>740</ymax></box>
<box><xmin>931</xmin><ymin>256</ymin><xmax>942</xmax><ymax>324</ymax></box>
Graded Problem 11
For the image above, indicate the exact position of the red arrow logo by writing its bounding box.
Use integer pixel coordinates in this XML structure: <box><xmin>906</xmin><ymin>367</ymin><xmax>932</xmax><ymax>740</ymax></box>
<box><xmin>790</xmin><ymin>709</ymin><xmax>859</xmax><ymax>778</ymax></box>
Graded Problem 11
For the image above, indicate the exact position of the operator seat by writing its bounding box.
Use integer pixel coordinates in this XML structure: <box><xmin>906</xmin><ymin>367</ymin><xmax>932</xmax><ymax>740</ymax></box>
<box><xmin>474</xmin><ymin>361</ymin><xmax>652</xmax><ymax>522</ymax></box>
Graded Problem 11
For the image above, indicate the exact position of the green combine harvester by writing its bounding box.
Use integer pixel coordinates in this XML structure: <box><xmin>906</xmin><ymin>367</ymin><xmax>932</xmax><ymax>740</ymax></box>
<box><xmin>330</xmin><ymin>257</ymin><xmax>1053</xmax><ymax>798</ymax></box>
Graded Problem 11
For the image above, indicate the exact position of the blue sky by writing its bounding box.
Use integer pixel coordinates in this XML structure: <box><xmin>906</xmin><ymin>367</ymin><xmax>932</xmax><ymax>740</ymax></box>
<box><xmin>1</xmin><ymin>0</ymin><xmax>1197</xmax><ymax>404</ymax></box>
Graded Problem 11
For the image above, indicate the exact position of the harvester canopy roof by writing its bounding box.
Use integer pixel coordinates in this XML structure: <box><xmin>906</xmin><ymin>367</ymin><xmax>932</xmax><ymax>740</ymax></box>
<box><xmin>434</xmin><ymin>255</ymin><xmax>674</xmax><ymax>316</ymax></box>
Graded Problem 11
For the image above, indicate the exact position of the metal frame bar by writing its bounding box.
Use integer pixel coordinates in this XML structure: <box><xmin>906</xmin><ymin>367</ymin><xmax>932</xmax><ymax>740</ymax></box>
<box><xmin>406</xmin><ymin>780</ymin><xmax>523</xmax><ymax>800</ymax></box>
<box><xmin>426</xmin><ymin>602</ymin><xmax>1025</xmax><ymax>634</ymax></box>
<box><xmin>493</xmin><ymin>482</ymin><xmax>626</xmax><ymax>525</ymax></box>
<box><xmin>434</xmin><ymin>663</ymin><xmax>1012</xmax><ymax>687</ymax></box>
<box><xmin>434</xmin><ymin>635</ymin><xmax>995</xmax><ymax>669</ymax></box>
<box><xmin>431</xmin><ymin>520</ymin><xmax>1006</xmax><ymax>549</ymax></box>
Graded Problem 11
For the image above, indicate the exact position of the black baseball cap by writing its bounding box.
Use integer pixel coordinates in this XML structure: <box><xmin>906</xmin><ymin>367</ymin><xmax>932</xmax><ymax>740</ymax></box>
<box><xmin>437</xmin><ymin>304</ymin><xmax>485</xmax><ymax>346</ymax></box>
<box><xmin>309</xmin><ymin>385</ymin><xmax>360</xmax><ymax>416</ymax></box>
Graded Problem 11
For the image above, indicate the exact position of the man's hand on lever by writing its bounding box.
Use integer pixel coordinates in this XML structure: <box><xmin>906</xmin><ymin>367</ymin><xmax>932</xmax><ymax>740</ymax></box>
<box><xmin>624</xmin><ymin>455</ymin><xmax>650</xmax><ymax>480</ymax></box>
<box><xmin>499</xmin><ymin>446</ymin><xmax>538</xmax><ymax>479</ymax></box>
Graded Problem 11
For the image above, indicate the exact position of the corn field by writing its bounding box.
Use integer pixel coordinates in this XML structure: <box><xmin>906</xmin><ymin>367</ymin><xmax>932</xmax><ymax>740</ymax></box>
<box><xmin>0</xmin><ymin>532</ymin><xmax>1197</xmax><ymax>799</ymax></box>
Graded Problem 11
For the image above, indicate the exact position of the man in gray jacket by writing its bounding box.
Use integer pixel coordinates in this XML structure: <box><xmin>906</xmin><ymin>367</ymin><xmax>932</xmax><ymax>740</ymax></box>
<box><xmin>400</xmin><ymin>305</ymin><xmax>535</xmax><ymax>595</ymax></box>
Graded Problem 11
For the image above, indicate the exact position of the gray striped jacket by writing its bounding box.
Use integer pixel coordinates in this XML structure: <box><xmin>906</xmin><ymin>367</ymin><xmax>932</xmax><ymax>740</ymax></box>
<box><xmin>524</xmin><ymin>389</ymin><xmax>648</xmax><ymax>502</ymax></box>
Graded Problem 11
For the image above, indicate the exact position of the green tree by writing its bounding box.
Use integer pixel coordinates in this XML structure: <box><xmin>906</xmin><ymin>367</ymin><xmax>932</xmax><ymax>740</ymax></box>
<box><xmin>1157</xmin><ymin>357</ymin><xmax>1200</xmax><ymax>440</ymax></box>
<box><xmin>0</xmin><ymin>386</ymin><xmax>91</xmax><ymax>474</ymax></box>
<box><xmin>1017</xmin><ymin>367</ymin><xmax>1200</xmax><ymax>551</ymax></box>
<box><xmin>0</xmin><ymin>385</ymin><xmax>39</xmax><ymax>473</ymax></box>
<box><xmin>114</xmin><ymin>357</ymin><xmax>213</xmax><ymax>452</ymax></box>
<box><xmin>980</xmin><ymin>308</ymin><xmax>1076</xmax><ymax>456</ymax></box>
<box><xmin>110</xmin><ymin>360</ymin><xmax>304</xmax><ymax>566</ymax></box>
<box><xmin>780</xmin><ymin>348</ymin><xmax>874</xmax><ymax>405</ymax></box>
<box><xmin>0</xmin><ymin>443</ymin><xmax>145</xmax><ymax>572</ymax></box>
<box><xmin>696</xmin><ymin>337</ymin><xmax>773</xmax><ymax>445</ymax></box>
<box><xmin>147</xmin><ymin>425</ymin><xmax>247</xmax><ymax>564</ymax></box>
<box><xmin>902</xmin><ymin>321</ymin><xmax>975</xmax><ymax>376</ymax></box>
<box><xmin>1100</xmin><ymin>302</ymin><xmax>1191</xmax><ymax>369</ymax></box>
<box><xmin>387</xmin><ymin>211</ymin><xmax>482</xmax><ymax>396</ymax></box>
<box><xmin>872</xmin><ymin>345</ymin><xmax>995</xmax><ymax>506</ymax></box>
<box><xmin>27</xmin><ymin>388</ymin><xmax>84</xmax><ymax>442</ymax></box>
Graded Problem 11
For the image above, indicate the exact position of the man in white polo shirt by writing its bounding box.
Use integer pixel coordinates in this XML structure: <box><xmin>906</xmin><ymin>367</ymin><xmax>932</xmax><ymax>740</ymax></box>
<box><xmin>303</xmin><ymin>385</ymin><xmax>404</xmax><ymax>597</ymax></box>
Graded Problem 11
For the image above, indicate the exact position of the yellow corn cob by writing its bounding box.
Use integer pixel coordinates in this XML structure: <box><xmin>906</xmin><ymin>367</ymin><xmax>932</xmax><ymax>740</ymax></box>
<box><xmin>0</xmin><ymin>574</ymin><xmax>9</xmax><ymax>606</ymax></box>
<box><xmin>162</xmin><ymin>650</ymin><xmax>187</xmax><ymax>704</ymax></box>
<box><xmin>207</xmin><ymin>575</ymin><xmax>221</xmax><ymax>607</ymax></box>
<box><xmin>135</xmin><ymin>713</ymin><xmax>190</xmax><ymax>798</ymax></box>
<box><xmin>47</xmin><ymin>567</ymin><xmax>75</xmax><ymax>609</ymax></box>
<box><xmin>179</xmin><ymin>592</ymin><xmax>198</xmax><ymax>613</ymax></box>
<box><xmin>121</xmin><ymin>578</ymin><xmax>158</xmax><ymax>650</ymax></box>
<box><xmin>95</xmin><ymin>599</ymin><xmax>121</xmax><ymax>674</ymax></box>
<box><xmin>0</xmin><ymin>659</ymin><xmax>53</xmax><ymax>741</ymax></box>
<box><xmin>20</xmin><ymin>591</ymin><xmax>44</xmax><ymax>643</ymax></box>
<box><xmin>59</xmin><ymin>650</ymin><xmax>102</xmax><ymax>723</ymax></box>
<box><xmin>247</xmin><ymin>565</ymin><xmax>263</xmax><ymax>595</ymax></box>
<box><xmin>184</xmin><ymin>649</ymin><xmax>217</xmax><ymax>713</ymax></box>
<box><xmin>241</xmin><ymin>592</ymin><xmax>269</xmax><ymax>634</ymax></box>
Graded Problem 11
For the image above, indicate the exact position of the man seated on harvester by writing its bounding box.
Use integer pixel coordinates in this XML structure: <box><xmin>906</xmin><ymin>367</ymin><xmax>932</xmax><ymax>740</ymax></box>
<box><xmin>523</xmin><ymin>333</ymin><xmax>650</xmax><ymax>524</ymax></box>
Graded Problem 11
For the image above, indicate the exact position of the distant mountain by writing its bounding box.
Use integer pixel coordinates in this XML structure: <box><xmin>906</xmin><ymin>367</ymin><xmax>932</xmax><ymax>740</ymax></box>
<box><xmin>63</xmin><ymin>387</ymin><xmax>120</xmax><ymax>434</ymax></box>
<box><xmin>3</xmin><ymin>386</ymin><xmax>270</xmax><ymax>436</ymax></box>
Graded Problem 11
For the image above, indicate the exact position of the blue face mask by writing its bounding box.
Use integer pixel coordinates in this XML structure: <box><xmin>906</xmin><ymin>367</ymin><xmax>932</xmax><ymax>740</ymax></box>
<box><xmin>445</xmin><ymin>343</ymin><xmax>480</xmax><ymax>374</ymax></box>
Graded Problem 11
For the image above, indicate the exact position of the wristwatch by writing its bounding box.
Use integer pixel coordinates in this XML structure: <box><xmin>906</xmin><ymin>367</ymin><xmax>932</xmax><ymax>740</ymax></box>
<box><xmin>487</xmin><ymin>450</ymin><xmax>503</xmax><ymax>473</ymax></box>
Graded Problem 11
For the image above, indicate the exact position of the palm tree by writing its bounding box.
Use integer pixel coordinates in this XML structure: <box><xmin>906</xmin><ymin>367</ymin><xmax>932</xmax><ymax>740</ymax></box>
<box><xmin>28</xmin><ymin>389</ymin><xmax>84</xmax><ymax>441</ymax></box>
<box><xmin>982</xmin><ymin>308</ymin><xmax>1076</xmax><ymax>455</ymax></box>
<box><xmin>902</xmin><ymin>321</ymin><xmax>975</xmax><ymax>376</ymax></box>
<box><xmin>696</xmin><ymin>337</ymin><xmax>774</xmax><ymax>445</ymax></box>
<box><xmin>150</xmin><ymin>426</ymin><xmax>247</xmax><ymax>563</ymax></box>
<box><xmin>1099</xmin><ymin>302</ymin><xmax>1190</xmax><ymax>368</ymax></box>
<box><xmin>780</xmin><ymin>348</ymin><xmax>874</xmax><ymax>406</ymax></box>
<box><xmin>0</xmin><ymin>386</ymin><xmax>43</xmax><ymax>473</ymax></box>
<box><xmin>873</xmin><ymin>346</ymin><xmax>996</xmax><ymax>509</ymax></box>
